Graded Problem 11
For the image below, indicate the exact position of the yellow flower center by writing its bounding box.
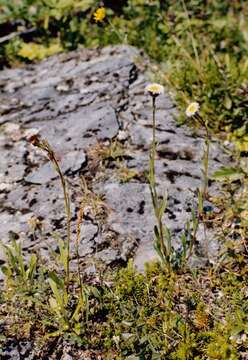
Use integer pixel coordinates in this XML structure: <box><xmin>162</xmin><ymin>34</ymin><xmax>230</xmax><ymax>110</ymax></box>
<box><xmin>145</xmin><ymin>83</ymin><xmax>164</xmax><ymax>96</ymax></box>
<box><xmin>188</xmin><ymin>103</ymin><xmax>197</xmax><ymax>113</ymax></box>
<box><xmin>185</xmin><ymin>102</ymin><xmax>199</xmax><ymax>117</ymax></box>
<box><xmin>149</xmin><ymin>85</ymin><xmax>160</xmax><ymax>92</ymax></box>
<box><xmin>93</xmin><ymin>7</ymin><xmax>106</xmax><ymax>23</ymax></box>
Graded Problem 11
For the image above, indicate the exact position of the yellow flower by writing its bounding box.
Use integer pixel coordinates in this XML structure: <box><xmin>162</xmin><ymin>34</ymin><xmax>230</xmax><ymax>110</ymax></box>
<box><xmin>185</xmin><ymin>102</ymin><xmax>200</xmax><ymax>117</ymax></box>
<box><xmin>145</xmin><ymin>83</ymin><xmax>164</xmax><ymax>97</ymax></box>
<box><xmin>93</xmin><ymin>7</ymin><xmax>106</xmax><ymax>22</ymax></box>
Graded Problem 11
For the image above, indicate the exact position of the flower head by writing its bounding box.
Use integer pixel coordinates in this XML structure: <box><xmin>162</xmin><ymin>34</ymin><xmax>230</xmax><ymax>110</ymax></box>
<box><xmin>145</xmin><ymin>83</ymin><xmax>164</xmax><ymax>97</ymax></box>
<box><xmin>29</xmin><ymin>134</ymin><xmax>40</xmax><ymax>146</ymax></box>
<box><xmin>93</xmin><ymin>7</ymin><xmax>106</xmax><ymax>22</ymax></box>
<box><xmin>185</xmin><ymin>102</ymin><xmax>200</xmax><ymax>117</ymax></box>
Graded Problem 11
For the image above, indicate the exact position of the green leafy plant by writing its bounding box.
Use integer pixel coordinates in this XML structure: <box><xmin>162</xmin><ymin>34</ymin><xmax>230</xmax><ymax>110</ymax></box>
<box><xmin>146</xmin><ymin>88</ymin><xmax>203</xmax><ymax>270</ymax></box>
<box><xmin>1</xmin><ymin>239</ymin><xmax>37</xmax><ymax>292</ymax></box>
<box><xmin>29</xmin><ymin>135</ymin><xmax>71</xmax><ymax>291</ymax></box>
<box><xmin>45</xmin><ymin>270</ymin><xmax>96</xmax><ymax>338</ymax></box>
<box><xmin>145</xmin><ymin>84</ymin><xmax>173</xmax><ymax>270</ymax></box>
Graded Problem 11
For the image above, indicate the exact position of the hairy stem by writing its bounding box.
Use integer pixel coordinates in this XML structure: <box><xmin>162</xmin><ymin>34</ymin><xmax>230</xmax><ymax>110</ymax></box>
<box><xmin>51</xmin><ymin>156</ymin><xmax>71</xmax><ymax>291</ymax></box>
<box><xmin>150</xmin><ymin>97</ymin><xmax>169</xmax><ymax>268</ymax></box>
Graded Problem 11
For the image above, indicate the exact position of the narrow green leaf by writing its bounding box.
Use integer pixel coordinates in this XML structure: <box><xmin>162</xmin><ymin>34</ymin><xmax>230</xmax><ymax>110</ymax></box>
<box><xmin>71</xmin><ymin>301</ymin><xmax>82</xmax><ymax>322</ymax></box>
<box><xmin>49</xmin><ymin>296</ymin><xmax>59</xmax><ymax>311</ymax></box>
<box><xmin>58</xmin><ymin>239</ymin><xmax>67</xmax><ymax>272</ymax></box>
<box><xmin>158</xmin><ymin>192</ymin><xmax>167</xmax><ymax>220</ymax></box>
<box><xmin>198</xmin><ymin>189</ymin><xmax>203</xmax><ymax>214</ymax></box>
<box><xmin>90</xmin><ymin>286</ymin><xmax>101</xmax><ymax>299</ymax></box>
<box><xmin>211</xmin><ymin>167</ymin><xmax>244</xmax><ymax>182</ymax></box>
<box><xmin>1</xmin><ymin>265</ymin><xmax>12</xmax><ymax>277</ymax></box>
<box><xmin>48</xmin><ymin>278</ymin><xmax>63</xmax><ymax>308</ymax></box>
<box><xmin>48</xmin><ymin>271</ymin><xmax>64</xmax><ymax>290</ymax></box>
<box><xmin>27</xmin><ymin>254</ymin><xmax>37</xmax><ymax>281</ymax></box>
<box><xmin>163</xmin><ymin>225</ymin><xmax>171</xmax><ymax>254</ymax></box>
<box><xmin>154</xmin><ymin>225</ymin><xmax>160</xmax><ymax>242</ymax></box>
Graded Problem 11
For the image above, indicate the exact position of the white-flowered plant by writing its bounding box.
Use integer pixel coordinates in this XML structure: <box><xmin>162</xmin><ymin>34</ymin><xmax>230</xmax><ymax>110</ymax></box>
<box><xmin>145</xmin><ymin>83</ymin><xmax>172</xmax><ymax>270</ymax></box>
<box><xmin>185</xmin><ymin>100</ymin><xmax>210</xmax><ymax>259</ymax></box>
<box><xmin>185</xmin><ymin>102</ymin><xmax>200</xmax><ymax>117</ymax></box>
<box><xmin>145</xmin><ymin>83</ymin><xmax>164</xmax><ymax>97</ymax></box>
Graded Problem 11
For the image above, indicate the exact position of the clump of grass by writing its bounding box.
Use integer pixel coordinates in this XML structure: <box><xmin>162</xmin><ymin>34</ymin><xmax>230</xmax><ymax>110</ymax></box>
<box><xmin>117</xmin><ymin>166</ymin><xmax>140</xmax><ymax>183</ymax></box>
<box><xmin>89</xmin><ymin>140</ymin><xmax>126</xmax><ymax>167</ymax></box>
<box><xmin>29</xmin><ymin>135</ymin><xmax>71</xmax><ymax>290</ymax></box>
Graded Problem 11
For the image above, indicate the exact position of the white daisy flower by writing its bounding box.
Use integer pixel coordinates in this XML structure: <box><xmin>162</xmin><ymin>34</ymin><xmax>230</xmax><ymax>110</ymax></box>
<box><xmin>185</xmin><ymin>102</ymin><xmax>200</xmax><ymax>117</ymax></box>
<box><xmin>145</xmin><ymin>83</ymin><xmax>164</xmax><ymax>97</ymax></box>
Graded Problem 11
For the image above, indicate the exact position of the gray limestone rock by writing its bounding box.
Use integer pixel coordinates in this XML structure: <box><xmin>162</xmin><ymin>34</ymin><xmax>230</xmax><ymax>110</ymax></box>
<box><xmin>25</xmin><ymin>150</ymin><xmax>86</xmax><ymax>184</ymax></box>
<box><xmin>0</xmin><ymin>45</ymin><xmax>231</xmax><ymax>270</ymax></box>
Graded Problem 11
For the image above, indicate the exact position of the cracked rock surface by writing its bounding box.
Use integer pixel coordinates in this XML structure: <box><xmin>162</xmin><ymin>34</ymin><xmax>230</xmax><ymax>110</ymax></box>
<box><xmin>0</xmin><ymin>45</ymin><xmax>230</xmax><ymax>270</ymax></box>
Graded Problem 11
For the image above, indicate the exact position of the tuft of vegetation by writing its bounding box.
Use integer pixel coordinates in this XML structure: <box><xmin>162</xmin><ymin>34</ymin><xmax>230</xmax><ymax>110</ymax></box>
<box><xmin>1</xmin><ymin>245</ymin><xmax>248</xmax><ymax>359</ymax></box>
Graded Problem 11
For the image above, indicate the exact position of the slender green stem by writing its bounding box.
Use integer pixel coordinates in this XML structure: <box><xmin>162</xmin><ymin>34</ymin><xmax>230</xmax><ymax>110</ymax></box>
<box><xmin>194</xmin><ymin>114</ymin><xmax>210</xmax><ymax>259</ymax></box>
<box><xmin>150</xmin><ymin>97</ymin><xmax>169</xmax><ymax>268</ymax></box>
<box><xmin>203</xmin><ymin>125</ymin><xmax>210</xmax><ymax>198</ymax></box>
<box><xmin>30</xmin><ymin>136</ymin><xmax>72</xmax><ymax>298</ymax></box>
<box><xmin>195</xmin><ymin>113</ymin><xmax>210</xmax><ymax>198</ymax></box>
<box><xmin>52</xmin><ymin>157</ymin><xmax>71</xmax><ymax>291</ymax></box>
<box><xmin>202</xmin><ymin>129</ymin><xmax>210</xmax><ymax>258</ymax></box>
<box><xmin>76</xmin><ymin>205</ymin><xmax>84</xmax><ymax>324</ymax></box>
<box><xmin>152</xmin><ymin>97</ymin><xmax>156</xmax><ymax>165</ymax></box>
